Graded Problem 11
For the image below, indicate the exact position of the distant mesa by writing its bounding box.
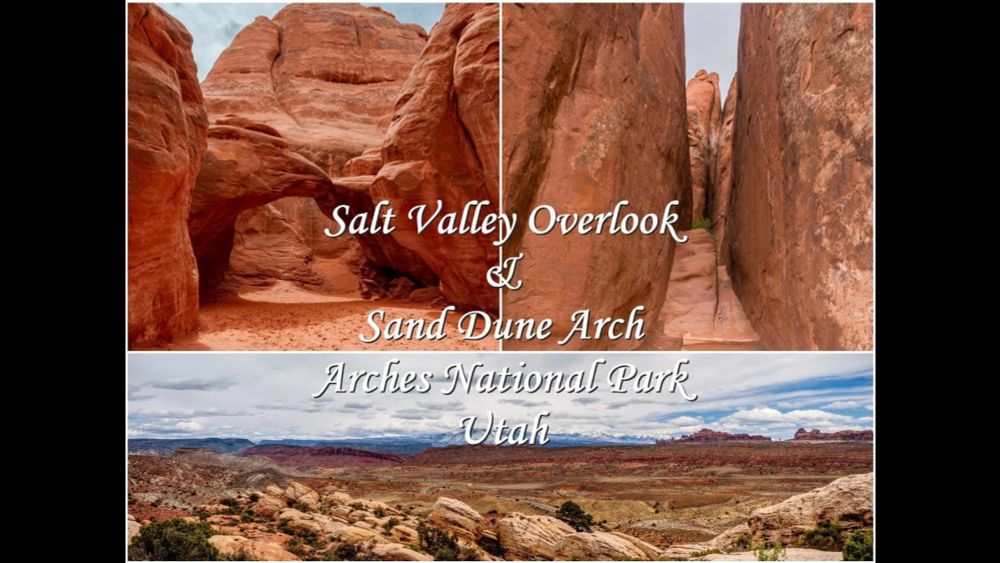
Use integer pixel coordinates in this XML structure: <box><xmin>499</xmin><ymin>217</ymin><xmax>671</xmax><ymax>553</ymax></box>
<box><xmin>657</xmin><ymin>429</ymin><xmax>771</xmax><ymax>444</ymax></box>
<box><xmin>240</xmin><ymin>444</ymin><xmax>404</xmax><ymax>467</ymax></box>
<box><xmin>793</xmin><ymin>428</ymin><xmax>873</xmax><ymax>441</ymax></box>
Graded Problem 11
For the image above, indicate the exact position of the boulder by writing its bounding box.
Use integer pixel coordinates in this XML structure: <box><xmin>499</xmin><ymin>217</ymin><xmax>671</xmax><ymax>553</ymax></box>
<box><xmin>127</xmin><ymin>3</ymin><xmax>207</xmax><ymax>346</ymax></box>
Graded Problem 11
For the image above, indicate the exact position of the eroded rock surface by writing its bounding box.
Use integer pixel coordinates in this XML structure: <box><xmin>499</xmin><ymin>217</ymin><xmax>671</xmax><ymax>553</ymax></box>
<box><xmin>727</xmin><ymin>4</ymin><xmax>873</xmax><ymax>349</ymax></box>
<box><xmin>502</xmin><ymin>3</ymin><xmax>690</xmax><ymax>349</ymax></box>
<box><xmin>372</xmin><ymin>3</ymin><xmax>500</xmax><ymax>313</ymax></box>
<box><xmin>686</xmin><ymin>70</ymin><xmax>722</xmax><ymax>221</ymax></box>
<box><xmin>127</xmin><ymin>4</ymin><xmax>207</xmax><ymax>345</ymax></box>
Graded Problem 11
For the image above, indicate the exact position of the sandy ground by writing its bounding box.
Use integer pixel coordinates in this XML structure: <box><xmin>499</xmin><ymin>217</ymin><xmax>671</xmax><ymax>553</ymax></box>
<box><xmin>159</xmin><ymin>281</ymin><xmax>495</xmax><ymax>351</ymax></box>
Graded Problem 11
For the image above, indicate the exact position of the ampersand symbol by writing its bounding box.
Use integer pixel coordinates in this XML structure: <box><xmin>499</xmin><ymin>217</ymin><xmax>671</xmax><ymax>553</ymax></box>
<box><xmin>487</xmin><ymin>253</ymin><xmax>525</xmax><ymax>290</ymax></box>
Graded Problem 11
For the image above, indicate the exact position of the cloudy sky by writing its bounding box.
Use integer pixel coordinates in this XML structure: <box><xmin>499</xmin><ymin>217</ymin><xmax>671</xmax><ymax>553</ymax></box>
<box><xmin>128</xmin><ymin>353</ymin><xmax>872</xmax><ymax>441</ymax></box>
<box><xmin>161</xmin><ymin>3</ymin><xmax>446</xmax><ymax>81</ymax></box>
<box><xmin>685</xmin><ymin>3</ymin><xmax>740</xmax><ymax>102</ymax></box>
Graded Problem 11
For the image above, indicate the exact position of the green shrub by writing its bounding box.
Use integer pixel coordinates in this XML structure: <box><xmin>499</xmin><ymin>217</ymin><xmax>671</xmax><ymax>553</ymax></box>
<box><xmin>286</xmin><ymin>538</ymin><xmax>308</xmax><ymax>558</ymax></box>
<box><xmin>555</xmin><ymin>501</ymin><xmax>594</xmax><ymax>532</ymax></box>
<box><xmin>328</xmin><ymin>543</ymin><xmax>359</xmax><ymax>561</ymax></box>
<box><xmin>802</xmin><ymin>521</ymin><xmax>844</xmax><ymax>551</ymax></box>
<box><xmin>382</xmin><ymin>517</ymin><xmax>400</xmax><ymax>533</ymax></box>
<box><xmin>477</xmin><ymin>537</ymin><xmax>505</xmax><ymax>557</ymax></box>
<box><xmin>754</xmin><ymin>542</ymin><xmax>786</xmax><ymax>561</ymax></box>
<box><xmin>417</xmin><ymin>523</ymin><xmax>458</xmax><ymax>556</ymax></box>
<box><xmin>842</xmin><ymin>531</ymin><xmax>873</xmax><ymax>561</ymax></box>
<box><xmin>690</xmin><ymin>548</ymin><xmax>723</xmax><ymax>558</ymax></box>
<box><xmin>459</xmin><ymin>547</ymin><xmax>480</xmax><ymax>561</ymax></box>
<box><xmin>248</xmin><ymin>493</ymin><xmax>260</xmax><ymax>504</ymax></box>
<box><xmin>220</xmin><ymin>547</ymin><xmax>256</xmax><ymax>561</ymax></box>
<box><xmin>220</xmin><ymin>498</ymin><xmax>239</xmax><ymax>508</ymax></box>
<box><xmin>373</xmin><ymin>506</ymin><xmax>386</xmax><ymax>518</ymax></box>
<box><xmin>434</xmin><ymin>547</ymin><xmax>456</xmax><ymax>561</ymax></box>
<box><xmin>692</xmin><ymin>217</ymin><xmax>712</xmax><ymax>231</ymax></box>
<box><xmin>127</xmin><ymin>518</ymin><xmax>220</xmax><ymax>561</ymax></box>
<box><xmin>292</xmin><ymin>501</ymin><xmax>312</xmax><ymax>512</ymax></box>
<box><xmin>730</xmin><ymin>533</ymin><xmax>752</xmax><ymax>550</ymax></box>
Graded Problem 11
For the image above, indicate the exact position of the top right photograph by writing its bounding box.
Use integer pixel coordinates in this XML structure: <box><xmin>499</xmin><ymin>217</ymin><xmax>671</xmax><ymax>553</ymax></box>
<box><xmin>502</xmin><ymin>2</ymin><xmax>874</xmax><ymax>352</ymax></box>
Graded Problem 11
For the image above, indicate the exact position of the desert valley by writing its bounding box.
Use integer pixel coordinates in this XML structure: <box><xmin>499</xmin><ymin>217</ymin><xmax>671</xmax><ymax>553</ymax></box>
<box><xmin>128</xmin><ymin>431</ymin><xmax>872</xmax><ymax>561</ymax></box>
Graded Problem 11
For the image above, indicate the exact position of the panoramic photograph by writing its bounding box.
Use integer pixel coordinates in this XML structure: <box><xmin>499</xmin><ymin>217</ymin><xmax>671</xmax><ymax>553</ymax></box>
<box><xmin>127</xmin><ymin>352</ymin><xmax>873</xmax><ymax>561</ymax></box>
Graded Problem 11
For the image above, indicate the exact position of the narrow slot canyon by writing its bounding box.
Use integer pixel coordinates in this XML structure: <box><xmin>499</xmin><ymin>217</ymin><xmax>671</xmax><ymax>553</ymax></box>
<box><xmin>128</xmin><ymin>3</ymin><xmax>872</xmax><ymax>351</ymax></box>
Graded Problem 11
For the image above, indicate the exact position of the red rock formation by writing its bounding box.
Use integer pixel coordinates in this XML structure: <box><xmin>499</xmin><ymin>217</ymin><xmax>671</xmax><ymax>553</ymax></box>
<box><xmin>189</xmin><ymin>124</ymin><xmax>333</xmax><ymax>293</ymax></box>
<box><xmin>727</xmin><ymin>4</ymin><xmax>873</xmax><ymax>349</ymax></box>
<box><xmin>127</xmin><ymin>4</ymin><xmax>208</xmax><ymax>346</ymax></box>
<box><xmin>686</xmin><ymin>70</ymin><xmax>722</xmax><ymax>221</ymax></box>
<box><xmin>793</xmin><ymin>428</ymin><xmax>873</xmax><ymax>441</ymax></box>
<box><xmin>227</xmin><ymin>204</ymin><xmax>325</xmax><ymax>289</ymax></box>
<box><xmin>202</xmin><ymin>3</ymin><xmax>426</xmax><ymax>175</ymax></box>
<box><xmin>659</xmin><ymin>429</ymin><xmax>771</xmax><ymax>444</ymax></box>
<box><xmin>241</xmin><ymin>445</ymin><xmax>404</xmax><ymax>467</ymax></box>
<box><xmin>371</xmin><ymin>3</ymin><xmax>500</xmax><ymax>313</ymax></box>
<box><xmin>195</xmin><ymin>4</ymin><xmax>436</xmax><ymax>295</ymax></box>
<box><xmin>502</xmin><ymin>3</ymin><xmax>690</xmax><ymax>349</ymax></box>
<box><xmin>711</xmin><ymin>75</ymin><xmax>737</xmax><ymax>260</ymax></box>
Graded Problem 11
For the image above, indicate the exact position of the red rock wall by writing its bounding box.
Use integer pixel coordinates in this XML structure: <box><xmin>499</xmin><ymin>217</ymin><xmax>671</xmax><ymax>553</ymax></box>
<box><xmin>371</xmin><ymin>3</ymin><xmax>500</xmax><ymax>313</ymax></box>
<box><xmin>502</xmin><ymin>3</ymin><xmax>690</xmax><ymax>349</ymax></box>
<box><xmin>711</xmin><ymin>74</ymin><xmax>737</xmax><ymax>261</ymax></box>
<box><xmin>686</xmin><ymin>70</ymin><xmax>722</xmax><ymax>221</ymax></box>
<box><xmin>127</xmin><ymin>4</ymin><xmax>208</xmax><ymax>346</ymax></box>
<box><xmin>727</xmin><ymin>3</ymin><xmax>873</xmax><ymax>350</ymax></box>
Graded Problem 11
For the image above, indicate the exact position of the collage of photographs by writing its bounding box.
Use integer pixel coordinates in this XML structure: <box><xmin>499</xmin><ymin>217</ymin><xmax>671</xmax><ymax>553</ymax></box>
<box><xmin>126</xmin><ymin>1</ymin><xmax>875</xmax><ymax>561</ymax></box>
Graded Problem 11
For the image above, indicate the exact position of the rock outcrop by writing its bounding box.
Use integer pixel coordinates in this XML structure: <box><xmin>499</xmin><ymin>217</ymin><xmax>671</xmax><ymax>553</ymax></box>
<box><xmin>427</xmin><ymin>497</ymin><xmax>483</xmax><ymax>543</ymax></box>
<box><xmin>711</xmin><ymin>473</ymin><xmax>872</xmax><ymax>550</ymax></box>
<box><xmin>202</xmin><ymin>3</ymin><xmax>426</xmax><ymax>174</ymax></box>
<box><xmin>502</xmin><ymin>3</ymin><xmax>691</xmax><ymax>349</ymax></box>
<box><xmin>372</xmin><ymin>3</ymin><xmax>500</xmax><ymax>313</ymax></box>
<box><xmin>496</xmin><ymin>513</ymin><xmax>576</xmax><ymax>560</ymax></box>
<box><xmin>726</xmin><ymin>4</ymin><xmax>873</xmax><ymax>350</ymax></box>
<box><xmin>711</xmin><ymin>75</ymin><xmax>738</xmax><ymax>261</ymax></box>
<box><xmin>196</xmin><ymin>4</ymin><xmax>437</xmax><ymax>296</ymax></box>
<box><xmin>793</xmin><ymin>428</ymin><xmax>873</xmax><ymax>442</ymax></box>
<box><xmin>209</xmin><ymin>535</ymin><xmax>297</xmax><ymax>560</ymax></box>
<box><xmin>660</xmin><ymin>429</ymin><xmax>770</xmax><ymax>444</ymax></box>
<box><xmin>555</xmin><ymin>531</ymin><xmax>662</xmax><ymax>560</ymax></box>
<box><xmin>686</xmin><ymin>70</ymin><xmax>722</xmax><ymax>221</ymax></box>
<box><xmin>127</xmin><ymin>4</ymin><xmax>207</xmax><ymax>346</ymax></box>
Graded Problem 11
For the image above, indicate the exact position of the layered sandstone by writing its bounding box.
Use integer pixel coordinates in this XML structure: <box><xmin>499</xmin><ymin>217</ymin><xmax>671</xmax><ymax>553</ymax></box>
<box><xmin>372</xmin><ymin>3</ymin><xmax>500</xmax><ymax>313</ymax></box>
<box><xmin>127</xmin><ymin>4</ymin><xmax>207</xmax><ymax>345</ymax></box>
<box><xmin>502</xmin><ymin>3</ymin><xmax>690</xmax><ymax>349</ymax></box>
<box><xmin>727</xmin><ymin>4</ymin><xmax>873</xmax><ymax>349</ymax></box>
<box><xmin>686</xmin><ymin>70</ymin><xmax>722</xmax><ymax>220</ymax></box>
<box><xmin>227</xmin><ymin>204</ymin><xmax>325</xmax><ymax>289</ymax></box>
<box><xmin>202</xmin><ymin>3</ymin><xmax>426</xmax><ymax>174</ymax></box>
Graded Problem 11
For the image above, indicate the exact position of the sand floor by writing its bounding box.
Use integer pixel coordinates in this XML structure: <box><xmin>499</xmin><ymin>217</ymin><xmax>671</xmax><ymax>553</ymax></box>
<box><xmin>160</xmin><ymin>281</ymin><xmax>495</xmax><ymax>351</ymax></box>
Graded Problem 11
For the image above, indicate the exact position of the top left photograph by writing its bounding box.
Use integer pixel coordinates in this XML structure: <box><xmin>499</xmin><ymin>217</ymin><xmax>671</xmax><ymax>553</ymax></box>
<box><xmin>127</xmin><ymin>2</ymin><xmax>501</xmax><ymax>350</ymax></box>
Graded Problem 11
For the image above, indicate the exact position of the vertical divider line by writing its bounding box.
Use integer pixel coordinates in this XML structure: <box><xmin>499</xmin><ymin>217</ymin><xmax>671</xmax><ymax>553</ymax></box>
<box><xmin>497</xmin><ymin>1</ymin><xmax>504</xmax><ymax>353</ymax></box>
